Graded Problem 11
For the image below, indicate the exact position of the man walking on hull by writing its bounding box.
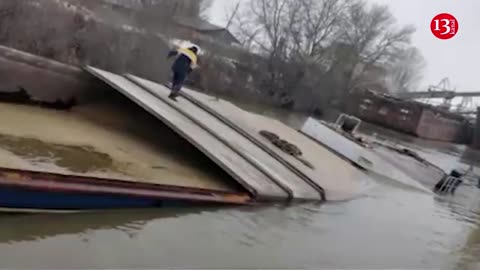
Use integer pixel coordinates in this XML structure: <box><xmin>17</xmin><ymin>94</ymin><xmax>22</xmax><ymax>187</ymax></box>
<box><xmin>167</xmin><ymin>45</ymin><xmax>199</xmax><ymax>101</ymax></box>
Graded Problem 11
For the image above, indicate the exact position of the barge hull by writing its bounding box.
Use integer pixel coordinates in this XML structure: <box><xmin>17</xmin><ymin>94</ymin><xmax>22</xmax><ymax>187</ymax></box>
<box><xmin>85</xmin><ymin>65</ymin><xmax>372</xmax><ymax>202</ymax></box>
<box><xmin>0</xmin><ymin>186</ymin><xmax>159</xmax><ymax>211</ymax></box>
<box><xmin>84</xmin><ymin>66</ymin><xmax>291</xmax><ymax>202</ymax></box>
<box><xmin>300</xmin><ymin>118</ymin><xmax>437</xmax><ymax>194</ymax></box>
<box><xmin>0</xmin><ymin>46</ymin><xmax>373</xmax><ymax>208</ymax></box>
<box><xmin>125</xmin><ymin>74</ymin><xmax>324</xmax><ymax>201</ymax></box>
<box><xmin>123</xmin><ymin>74</ymin><xmax>368</xmax><ymax>201</ymax></box>
<box><xmin>0</xmin><ymin>167</ymin><xmax>250</xmax><ymax>212</ymax></box>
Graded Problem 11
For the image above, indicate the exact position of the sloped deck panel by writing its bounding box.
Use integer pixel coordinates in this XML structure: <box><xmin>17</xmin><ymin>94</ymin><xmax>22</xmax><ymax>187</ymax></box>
<box><xmin>301</xmin><ymin>118</ymin><xmax>435</xmax><ymax>194</ymax></box>
<box><xmin>301</xmin><ymin>118</ymin><xmax>376</xmax><ymax>167</ymax></box>
<box><xmin>126</xmin><ymin>75</ymin><xmax>324</xmax><ymax>201</ymax></box>
<box><xmin>172</xmin><ymin>90</ymin><xmax>370</xmax><ymax>201</ymax></box>
<box><xmin>124</xmin><ymin>76</ymin><xmax>367</xmax><ymax>201</ymax></box>
<box><xmin>84</xmin><ymin>66</ymin><xmax>289</xmax><ymax>202</ymax></box>
<box><xmin>371</xmin><ymin>146</ymin><xmax>446</xmax><ymax>190</ymax></box>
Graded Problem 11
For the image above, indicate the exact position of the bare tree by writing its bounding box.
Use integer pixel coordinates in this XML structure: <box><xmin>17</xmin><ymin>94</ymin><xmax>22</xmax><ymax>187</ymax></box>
<box><xmin>230</xmin><ymin>0</ymin><xmax>421</xmax><ymax>110</ymax></box>
<box><xmin>224</xmin><ymin>2</ymin><xmax>241</xmax><ymax>30</ymax></box>
<box><xmin>385</xmin><ymin>46</ymin><xmax>426</xmax><ymax>94</ymax></box>
<box><xmin>0</xmin><ymin>0</ymin><xmax>422</xmax><ymax>113</ymax></box>
<box><xmin>233</xmin><ymin>0</ymin><xmax>290</xmax><ymax>54</ymax></box>
<box><xmin>199</xmin><ymin>0</ymin><xmax>213</xmax><ymax>19</ymax></box>
<box><xmin>231</xmin><ymin>0</ymin><xmax>294</xmax><ymax>99</ymax></box>
<box><xmin>287</xmin><ymin>0</ymin><xmax>347</xmax><ymax>62</ymax></box>
<box><xmin>339</xmin><ymin>1</ymin><xmax>416</xmax><ymax>88</ymax></box>
<box><xmin>231</xmin><ymin>0</ymin><xmax>350</xmax><ymax>106</ymax></box>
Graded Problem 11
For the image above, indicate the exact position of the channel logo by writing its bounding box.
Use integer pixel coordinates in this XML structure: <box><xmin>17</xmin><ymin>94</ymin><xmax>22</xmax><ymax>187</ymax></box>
<box><xmin>431</xmin><ymin>13</ymin><xmax>459</xmax><ymax>40</ymax></box>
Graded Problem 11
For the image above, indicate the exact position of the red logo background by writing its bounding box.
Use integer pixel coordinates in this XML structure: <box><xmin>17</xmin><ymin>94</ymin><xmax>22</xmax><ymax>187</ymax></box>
<box><xmin>431</xmin><ymin>13</ymin><xmax>458</xmax><ymax>40</ymax></box>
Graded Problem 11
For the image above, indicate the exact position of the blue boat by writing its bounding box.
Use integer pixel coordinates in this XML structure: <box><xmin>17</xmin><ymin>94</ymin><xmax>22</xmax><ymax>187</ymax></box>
<box><xmin>0</xmin><ymin>167</ymin><xmax>250</xmax><ymax>213</ymax></box>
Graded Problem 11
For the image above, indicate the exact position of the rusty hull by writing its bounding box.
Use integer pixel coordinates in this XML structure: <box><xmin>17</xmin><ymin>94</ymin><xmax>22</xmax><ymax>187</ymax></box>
<box><xmin>346</xmin><ymin>89</ymin><xmax>471</xmax><ymax>143</ymax></box>
<box><xmin>0</xmin><ymin>46</ymin><xmax>253</xmax><ymax>208</ymax></box>
<box><xmin>0</xmin><ymin>167</ymin><xmax>251</xmax><ymax>206</ymax></box>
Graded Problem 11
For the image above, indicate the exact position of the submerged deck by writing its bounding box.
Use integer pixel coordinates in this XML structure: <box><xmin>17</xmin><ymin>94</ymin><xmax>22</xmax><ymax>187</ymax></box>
<box><xmin>85</xmin><ymin>66</ymin><xmax>369</xmax><ymax>202</ymax></box>
<box><xmin>301</xmin><ymin>118</ymin><xmax>443</xmax><ymax>193</ymax></box>
<box><xmin>0</xmin><ymin>46</ymin><xmax>378</xmax><ymax>211</ymax></box>
<box><xmin>0</xmin><ymin>100</ymin><xmax>239</xmax><ymax>193</ymax></box>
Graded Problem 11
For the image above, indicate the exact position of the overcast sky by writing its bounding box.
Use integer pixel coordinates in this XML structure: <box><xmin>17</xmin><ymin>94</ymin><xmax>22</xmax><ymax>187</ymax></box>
<box><xmin>209</xmin><ymin>0</ymin><xmax>480</xmax><ymax>94</ymax></box>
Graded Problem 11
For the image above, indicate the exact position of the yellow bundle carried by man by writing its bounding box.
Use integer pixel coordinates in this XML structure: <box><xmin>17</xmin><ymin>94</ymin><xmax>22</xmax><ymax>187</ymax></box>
<box><xmin>166</xmin><ymin>45</ymin><xmax>200</xmax><ymax>101</ymax></box>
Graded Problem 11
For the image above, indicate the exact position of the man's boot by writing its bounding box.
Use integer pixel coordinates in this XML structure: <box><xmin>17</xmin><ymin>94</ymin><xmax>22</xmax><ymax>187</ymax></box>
<box><xmin>168</xmin><ymin>92</ymin><xmax>178</xmax><ymax>101</ymax></box>
<box><xmin>169</xmin><ymin>84</ymin><xmax>181</xmax><ymax>101</ymax></box>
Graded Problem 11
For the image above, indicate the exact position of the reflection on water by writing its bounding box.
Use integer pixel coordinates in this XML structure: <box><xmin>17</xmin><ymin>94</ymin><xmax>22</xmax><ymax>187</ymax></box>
<box><xmin>0</xmin><ymin>208</ymin><xmax>208</xmax><ymax>244</ymax></box>
<box><xmin>0</xmin><ymin>106</ymin><xmax>479</xmax><ymax>269</ymax></box>
<box><xmin>0</xmin><ymin>183</ymin><xmax>478</xmax><ymax>269</ymax></box>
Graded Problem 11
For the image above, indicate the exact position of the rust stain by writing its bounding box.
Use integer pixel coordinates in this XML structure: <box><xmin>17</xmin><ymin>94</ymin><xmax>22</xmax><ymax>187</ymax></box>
<box><xmin>2</xmin><ymin>172</ymin><xmax>25</xmax><ymax>181</ymax></box>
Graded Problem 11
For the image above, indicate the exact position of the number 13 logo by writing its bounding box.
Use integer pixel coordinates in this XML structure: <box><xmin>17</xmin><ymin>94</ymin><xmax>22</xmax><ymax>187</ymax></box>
<box><xmin>431</xmin><ymin>13</ymin><xmax>458</xmax><ymax>40</ymax></box>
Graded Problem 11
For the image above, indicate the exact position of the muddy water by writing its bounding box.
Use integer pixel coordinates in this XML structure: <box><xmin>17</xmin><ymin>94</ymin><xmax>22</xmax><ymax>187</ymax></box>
<box><xmin>0</xmin><ymin>134</ymin><xmax>114</xmax><ymax>173</ymax></box>
<box><xmin>0</xmin><ymin>103</ymin><xmax>479</xmax><ymax>269</ymax></box>
<box><xmin>0</xmin><ymin>100</ymin><xmax>238</xmax><ymax>191</ymax></box>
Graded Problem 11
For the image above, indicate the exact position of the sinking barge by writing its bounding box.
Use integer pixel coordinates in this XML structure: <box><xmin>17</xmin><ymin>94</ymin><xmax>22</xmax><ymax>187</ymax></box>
<box><xmin>300</xmin><ymin>116</ymin><xmax>447</xmax><ymax>194</ymax></box>
<box><xmin>84</xmin><ymin>67</ymin><xmax>369</xmax><ymax>202</ymax></box>
<box><xmin>0</xmin><ymin>46</ymin><xmax>369</xmax><ymax>212</ymax></box>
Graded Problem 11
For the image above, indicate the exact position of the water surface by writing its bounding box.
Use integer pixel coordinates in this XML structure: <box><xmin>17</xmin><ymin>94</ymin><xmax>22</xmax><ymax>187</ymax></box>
<box><xmin>0</xmin><ymin>105</ymin><xmax>479</xmax><ymax>269</ymax></box>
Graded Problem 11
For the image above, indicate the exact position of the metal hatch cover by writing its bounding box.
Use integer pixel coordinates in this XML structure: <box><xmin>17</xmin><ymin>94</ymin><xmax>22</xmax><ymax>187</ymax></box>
<box><xmin>84</xmin><ymin>66</ymin><xmax>292</xmax><ymax>202</ymax></box>
<box><xmin>125</xmin><ymin>74</ymin><xmax>324</xmax><ymax>201</ymax></box>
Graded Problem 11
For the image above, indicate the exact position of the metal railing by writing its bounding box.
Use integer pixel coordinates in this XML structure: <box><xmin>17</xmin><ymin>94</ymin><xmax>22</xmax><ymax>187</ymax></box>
<box><xmin>435</xmin><ymin>172</ymin><xmax>480</xmax><ymax>195</ymax></box>
<box><xmin>333</xmin><ymin>113</ymin><xmax>362</xmax><ymax>134</ymax></box>
<box><xmin>435</xmin><ymin>176</ymin><xmax>464</xmax><ymax>194</ymax></box>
